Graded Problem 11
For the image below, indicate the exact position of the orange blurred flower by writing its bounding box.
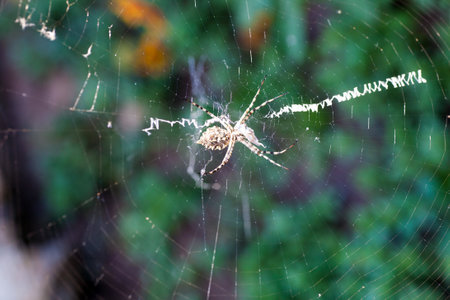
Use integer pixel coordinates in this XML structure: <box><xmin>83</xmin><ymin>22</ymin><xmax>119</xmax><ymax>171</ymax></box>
<box><xmin>134</xmin><ymin>36</ymin><xmax>171</xmax><ymax>77</ymax></box>
<box><xmin>239</xmin><ymin>12</ymin><xmax>273</xmax><ymax>52</ymax></box>
<box><xmin>110</xmin><ymin>0</ymin><xmax>171</xmax><ymax>77</ymax></box>
<box><xmin>111</xmin><ymin>0</ymin><xmax>167</xmax><ymax>37</ymax></box>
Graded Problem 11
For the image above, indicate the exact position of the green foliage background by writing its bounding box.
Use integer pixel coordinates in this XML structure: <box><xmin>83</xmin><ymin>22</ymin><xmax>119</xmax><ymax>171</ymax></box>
<box><xmin>0</xmin><ymin>0</ymin><xmax>448</xmax><ymax>298</ymax></box>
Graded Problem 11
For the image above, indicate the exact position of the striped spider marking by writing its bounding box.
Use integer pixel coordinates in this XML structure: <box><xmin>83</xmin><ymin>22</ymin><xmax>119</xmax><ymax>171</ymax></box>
<box><xmin>190</xmin><ymin>76</ymin><xmax>297</xmax><ymax>176</ymax></box>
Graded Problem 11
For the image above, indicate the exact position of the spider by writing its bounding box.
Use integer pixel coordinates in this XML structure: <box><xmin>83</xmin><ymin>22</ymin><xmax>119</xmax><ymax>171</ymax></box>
<box><xmin>189</xmin><ymin>76</ymin><xmax>297</xmax><ymax>176</ymax></box>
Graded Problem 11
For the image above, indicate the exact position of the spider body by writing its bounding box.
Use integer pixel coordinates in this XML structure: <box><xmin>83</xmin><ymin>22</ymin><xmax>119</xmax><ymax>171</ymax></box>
<box><xmin>197</xmin><ymin>126</ymin><xmax>230</xmax><ymax>150</ymax></box>
<box><xmin>190</xmin><ymin>77</ymin><xmax>297</xmax><ymax>175</ymax></box>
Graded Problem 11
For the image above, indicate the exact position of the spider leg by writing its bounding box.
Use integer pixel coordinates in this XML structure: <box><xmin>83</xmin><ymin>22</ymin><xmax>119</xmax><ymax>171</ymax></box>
<box><xmin>189</xmin><ymin>99</ymin><xmax>219</xmax><ymax>120</ymax></box>
<box><xmin>255</xmin><ymin>138</ymin><xmax>297</xmax><ymax>155</ymax></box>
<box><xmin>189</xmin><ymin>99</ymin><xmax>232</xmax><ymax>130</ymax></box>
<box><xmin>240</xmin><ymin>92</ymin><xmax>287</xmax><ymax>125</ymax></box>
<box><xmin>239</xmin><ymin>138</ymin><xmax>295</xmax><ymax>170</ymax></box>
<box><xmin>238</xmin><ymin>76</ymin><xmax>266</xmax><ymax>124</ymax></box>
<box><xmin>205</xmin><ymin>136</ymin><xmax>236</xmax><ymax>175</ymax></box>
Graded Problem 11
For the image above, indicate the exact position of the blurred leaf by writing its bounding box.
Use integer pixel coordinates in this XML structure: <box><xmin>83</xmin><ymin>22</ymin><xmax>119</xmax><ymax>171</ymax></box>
<box><xmin>279</xmin><ymin>0</ymin><xmax>306</xmax><ymax>63</ymax></box>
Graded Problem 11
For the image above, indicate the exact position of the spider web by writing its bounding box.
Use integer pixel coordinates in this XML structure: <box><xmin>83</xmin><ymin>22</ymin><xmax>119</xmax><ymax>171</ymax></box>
<box><xmin>0</xmin><ymin>0</ymin><xmax>448</xmax><ymax>298</ymax></box>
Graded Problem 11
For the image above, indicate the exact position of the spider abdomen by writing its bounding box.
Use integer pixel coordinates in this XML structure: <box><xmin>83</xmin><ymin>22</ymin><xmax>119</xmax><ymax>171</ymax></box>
<box><xmin>197</xmin><ymin>126</ymin><xmax>230</xmax><ymax>150</ymax></box>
